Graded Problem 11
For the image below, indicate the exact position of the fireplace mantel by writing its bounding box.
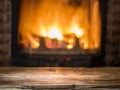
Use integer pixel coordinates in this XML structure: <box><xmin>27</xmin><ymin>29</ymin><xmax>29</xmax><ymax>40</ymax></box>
<box><xmin>0</xmin><ymin>67</ymin><xmax>120</xmax><ymax>89</ymax></box>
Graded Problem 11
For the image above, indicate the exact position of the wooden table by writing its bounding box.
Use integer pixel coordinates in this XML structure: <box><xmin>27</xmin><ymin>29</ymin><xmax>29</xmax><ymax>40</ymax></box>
<box><xmin>0</xmin><ymin>67</ymin><xmax>120</xmax><ymax>90</ymax></box>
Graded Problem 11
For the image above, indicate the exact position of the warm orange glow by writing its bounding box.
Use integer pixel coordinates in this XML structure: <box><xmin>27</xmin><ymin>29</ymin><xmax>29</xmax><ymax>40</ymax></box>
<box><xmin>80</xmin><ymin>39</ymin><xmax>88</xmax><ymax>49</ymax></box>
<box><xmin>83</xmin><ymin>43</ymin><xmax>89</xmax><ymax>50</ymax></box>
<box><xmin>68</xmin><ymin>39</ymin><xmax>74</xmax><ymax>44</ymax></box>
<box><xmin>48</xmin><ymin>24</ymin><xmax>63</xmax><ymax>40</ymax></box>
<box><xmin>67</xmin><ymin>44</ymin><xmax>73</xmax><ymax>49</ymax></box>
<box><xmin>40</xmin><ymin>26</ymin><xmax>47</xmax><ymax>37</ymax></box>
<box><xmin>18</xmin><ymin>0</ymin><xmax>101</xmax><ymax>52</ymax></box>
<box><xmin>71</xmin><ymin>25</ymin><xmax>83</xmax><ymax>38</ymax></box>
<box><xmin>31</xmin><ymin>41</ymin><xmax>40</xmax><ymax>49</ymax></box>
<box><xmin>27</xmin><ymin>34</ymin><xmax>40</xmax><ymax>49</ymax></box>
<box><xmin>69</xmin><ymin>18</ymin><xmax>84</xmax><ymax>38</ymax></box>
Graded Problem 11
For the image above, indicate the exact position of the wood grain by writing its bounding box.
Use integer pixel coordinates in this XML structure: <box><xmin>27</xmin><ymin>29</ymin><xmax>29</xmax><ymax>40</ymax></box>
<box><xmin>0</xmin><ymin>67</ymin><xmax>120</xmax><ymax>89</ymax></box>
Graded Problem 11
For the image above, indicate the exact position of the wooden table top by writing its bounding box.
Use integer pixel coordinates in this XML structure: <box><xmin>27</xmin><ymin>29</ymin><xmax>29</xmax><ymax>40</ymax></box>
<box><xmin>0</xmin><ymin>67</ymin><xmax>120</xmax><ymax>90</ymax></box>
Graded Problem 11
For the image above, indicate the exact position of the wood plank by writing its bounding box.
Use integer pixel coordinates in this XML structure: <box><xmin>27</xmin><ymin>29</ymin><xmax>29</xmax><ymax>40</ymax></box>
<box><xmin>0</xmin><ymin>67</ymin><xmax>120</xmax><ymax>89</ymax></box>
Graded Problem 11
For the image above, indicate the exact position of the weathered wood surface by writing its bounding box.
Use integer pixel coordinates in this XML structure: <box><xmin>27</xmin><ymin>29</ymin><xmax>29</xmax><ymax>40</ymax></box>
<box><xmin>0</xmin><ymin>67</ymin><xmax>120</xmax><ymax>90</ymax></box>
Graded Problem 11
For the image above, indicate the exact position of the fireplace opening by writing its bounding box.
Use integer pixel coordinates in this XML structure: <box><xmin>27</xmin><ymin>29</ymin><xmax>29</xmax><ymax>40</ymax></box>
<box><xmin>11</xmin><ymin>0</ymin><xmax>107</xmax><ymax>67</ymax></box>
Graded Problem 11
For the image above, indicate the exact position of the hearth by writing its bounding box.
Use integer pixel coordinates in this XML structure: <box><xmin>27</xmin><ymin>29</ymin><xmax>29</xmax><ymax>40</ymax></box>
<box><xmin>11</xmin><ymin>0</ymin><xmax>107</xmax><ymax>67</ymax></box>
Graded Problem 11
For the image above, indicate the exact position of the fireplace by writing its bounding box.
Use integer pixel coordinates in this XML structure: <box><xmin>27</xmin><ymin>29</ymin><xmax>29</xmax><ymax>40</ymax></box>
<box><xmin>11</xmin><ymin>0</ymin><xmax>107</xmax><ymax>67</ymax></box>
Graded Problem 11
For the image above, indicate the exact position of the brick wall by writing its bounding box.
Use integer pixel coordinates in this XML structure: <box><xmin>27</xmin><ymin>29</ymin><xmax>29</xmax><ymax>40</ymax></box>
<box><xmin>0</xmin><ymin>0</ymin><xmax>11</xmax><ymax>66</ymax></box>
<box><xmin>0</xmin><ymin>0</ymin><xmax>119</xmax><ymax>66</ymax></box>
<box><xmin>105</xmin><ymin>0</ymin><xmax>120</xmax><ymax>66</ymax></box>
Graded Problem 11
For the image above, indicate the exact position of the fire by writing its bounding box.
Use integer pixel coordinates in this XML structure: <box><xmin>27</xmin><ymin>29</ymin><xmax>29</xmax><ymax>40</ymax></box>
<box><xmin>18</xmin><ymin>0</ymin><xmax>101</xmax><ymax>51</ymax></box>
<box><xmin>48</xmin><ymin>25</ymin><xmax>63</xmax><ymax>40</ymax></box>
<box><xmin>40</xmin><ymin>23</ymin><xmax>83</xmax><ymax>40</ymax></box>
<box><xmin>70</xmin><ymin>24</ymin><xmax>84</xmax><ymax>38</ymax></box>
<box><xmin>40</xmin><ymin>24</ymin><xmax>63</xmax><ymax>40</ymax></box>
<box><xmin>27</xmin><ymin>33</ymin><xmax>40</xmax><ymax>49</ymax></box>
<box><xmin>19</xmin><ymin>22</ymin><xmax>85</xmax><ymax>49</ymax></box>
<box><xmin>67</xmin><ymin>44</ymin><xmax>73</xmax><ymax>49</ymax></box>
<box><xmin>40</xmin><ymin>26</ymin><xmax>47</xmax><ymax>37</ymax></box>
<box><xmin>83</xmin><ymin>43</ymin><xmax>88</xmax><ymax>49</ymax></box>
<box><xmin>70</xmin><ymin>18</ymin><xmax>84</xmax><ymax>38</ymax></box>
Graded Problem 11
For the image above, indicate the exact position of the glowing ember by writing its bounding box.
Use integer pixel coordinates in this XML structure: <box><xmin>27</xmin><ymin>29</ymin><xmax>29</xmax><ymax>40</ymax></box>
<box><xmin>83</xmin><ymin>43</ymin><xmax>88</xmax><ymax>50</ymax></box>
<box><xmin>27</xmin><ymin>34</ymin><xmax>40</xmax><ymax>49</ymax></box>
<box><xmin>67</xmin><ymin>44</ymin><xmax>73</xmax><ymax>49</ymax></box>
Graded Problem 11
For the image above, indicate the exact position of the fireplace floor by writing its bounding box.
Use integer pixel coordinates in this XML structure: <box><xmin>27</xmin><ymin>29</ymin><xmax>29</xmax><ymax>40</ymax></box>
<box><xmin>0</xmin><ymin>67</ymin><xmax>120</xmax><ymax>90</ymax></box>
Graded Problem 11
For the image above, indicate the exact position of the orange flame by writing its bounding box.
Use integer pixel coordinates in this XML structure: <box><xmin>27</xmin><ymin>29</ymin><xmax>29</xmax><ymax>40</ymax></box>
<box><xmin>48</xmin><ymin>24</ymin><xmax>63</xmax><ymax>40</ymax></box>
<box><xmin>67</xmin><ymin>44</ymin><xmax>73</xmax><ymax>49</ymax></box>
<box><xmin>18</xmin><ymin>0</ymin><xmax>101</xmax><ymax>50</ymax></box>
<box><xmin>27</xmin><ymin>33</ymin><xmax>40</xmax><ymax>49</ymax></box>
